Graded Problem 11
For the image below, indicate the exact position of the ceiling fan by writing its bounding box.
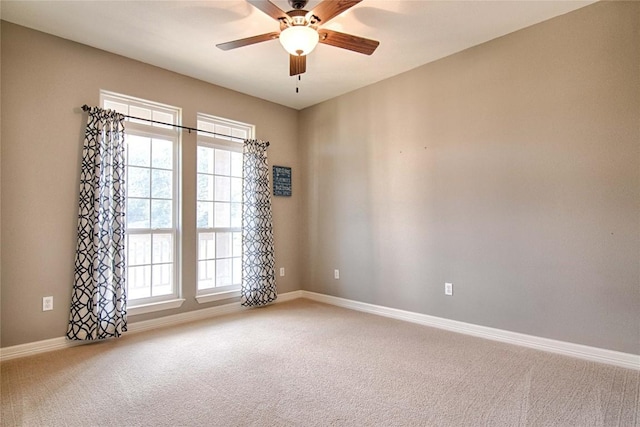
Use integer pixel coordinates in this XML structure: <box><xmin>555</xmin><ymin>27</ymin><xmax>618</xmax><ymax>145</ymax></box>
<box><xmin>216</xmin><ymin>0</ymin><xmax>380</xmax><ymax>76</ymax></box>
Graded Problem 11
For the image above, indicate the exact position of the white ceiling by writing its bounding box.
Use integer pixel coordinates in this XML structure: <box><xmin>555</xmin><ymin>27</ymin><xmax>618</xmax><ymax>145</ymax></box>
<box><xmin>1</xmin><ymin>0</ymin><xmax>596</xmax><ymax>110</ymax></box>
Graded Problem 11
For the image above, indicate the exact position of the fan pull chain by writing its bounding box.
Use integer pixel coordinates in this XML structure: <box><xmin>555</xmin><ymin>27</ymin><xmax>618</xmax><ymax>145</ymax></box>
<box><xmin>296</xmin><ymin>75</ymin><xmax>301</xmax><ymax>93</ymax></box>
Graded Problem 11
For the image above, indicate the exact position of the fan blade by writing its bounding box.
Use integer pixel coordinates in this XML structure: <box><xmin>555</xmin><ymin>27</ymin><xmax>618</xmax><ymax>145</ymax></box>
<box><xmin>247</xmin><ymin>0</ymin><xmax>289</xmax><ymax>21</ymax></box>
<box><xmin>290</xmin><ymin>54</ymin><xmax>306</xmax><ymax>76</ymax></box>
<box><xmin>318</xmin><ymin>29</ymin><xmax>379</xmax><ymax>55</ymax></box>
<box><xmin>217</xmin><ymin>32</ymin><xmax>280</xmax><ymax>51</ymax></box>
<box><xmin>309</xmin><ymin>0</ymin><xmax>361</xmax><ymax>25</ymax></box>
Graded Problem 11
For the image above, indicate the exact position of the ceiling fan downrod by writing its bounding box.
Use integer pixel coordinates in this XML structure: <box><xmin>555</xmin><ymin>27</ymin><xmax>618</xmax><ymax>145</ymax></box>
<box><xmin>288</xmin><ymin>0</ymin><xmax>308</xmax><ymax>10</ymax></box>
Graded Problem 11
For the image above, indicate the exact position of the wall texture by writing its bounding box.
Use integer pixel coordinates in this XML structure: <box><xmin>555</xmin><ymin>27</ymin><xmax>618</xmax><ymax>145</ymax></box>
<box><xmin>299</xmin><ymin>1</ymin><xmax>639</xmax><ymax>354</ymax></box>
<box><xmin>1</xmin><ymin>22</ymin><xmax>301</xmax><ymax>347</ymax></box>
<box><xmin>2</xmin><ymin>1</ymin><xmax>639</xmax><ymax>355</ymax></box>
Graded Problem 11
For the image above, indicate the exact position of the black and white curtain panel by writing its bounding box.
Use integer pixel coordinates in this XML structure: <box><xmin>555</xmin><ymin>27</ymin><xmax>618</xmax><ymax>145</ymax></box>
<box><xmin>67</xmin><ymin>107</ymin><xmax>127</xmax><ymax>340</ymax></box>
<box><xmin>241</xmin><ymin>139</ymin><xmax>277</xmax><ymax>307</ymax></box>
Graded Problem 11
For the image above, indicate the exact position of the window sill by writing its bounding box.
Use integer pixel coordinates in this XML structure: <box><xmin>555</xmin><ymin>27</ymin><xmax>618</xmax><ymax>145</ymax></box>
<box><xmin>128</xmin><ymin>298</ymin><xmax>185</xmax><ymax>316</ymax></box>
<box><xmin>196</xmin><ymin>290</ymin><xmax>241</xmax><ymax>304</ymax></box>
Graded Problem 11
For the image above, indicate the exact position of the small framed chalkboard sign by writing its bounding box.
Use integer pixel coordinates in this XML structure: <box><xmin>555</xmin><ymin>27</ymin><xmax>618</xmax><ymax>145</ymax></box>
<box><xmin>273</xmin><ymin>166</ymin><xmax>292</xmax><ymax>197</ymax></box>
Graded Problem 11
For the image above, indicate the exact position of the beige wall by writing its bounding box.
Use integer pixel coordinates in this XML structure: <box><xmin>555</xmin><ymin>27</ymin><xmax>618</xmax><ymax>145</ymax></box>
<box><xmin>299</xmin><ymin>1</ymin><xmax>639</xmax><ymax>354</ymax></box>
<box><xmin>1</xmin><ymin>22</ymin><xmax>301</xmax><ymax>347</ymax></box>
<box><xmin>2</xmin><ymin>1</ymin><xmax>639</xmax><ymax>355</ymax></box>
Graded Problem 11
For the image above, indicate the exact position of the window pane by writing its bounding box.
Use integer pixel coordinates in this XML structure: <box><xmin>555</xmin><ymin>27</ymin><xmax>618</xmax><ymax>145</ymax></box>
<box><xmin>152</xmin><ymin>139</ymin><xmax>173</xmax><ymax>169</ymax></box>
<box><xmin>216</xmin><ymin>258</ymin><xmax>232</xmax><ymax>287</ymax></box>
<box><xmin>232</xmin><ymin>232</ymin><xmax>242</xmax><ymax>257</ymax></box>
<box><xmin>127</xmin><ymin>198</ymin><xmax>150</xmax><ymax>229</ymax></box>
<box><xmin>126</xmin><ymin>135</ymin><xmax>150</xmax><ymax>167</ymax></box>
<box><xmin>198</xmin><ymin>232</ymin><xmax>215</xmax><ymax>261</ymax></box>
<box><xmin>197</xmin><ymin>174</ymin><xmax>213</xmax><ymax>201</ymax></box>
<box><xmin>152</xmin><ymin>233</ymin><xmax>173</xmax><ymax>263</ymax></box>
<box><xmin>233</xmin><ymin>257</ymin><xmax>242</xmax><ymax>285</ymax></box>
<box><xmin>197</xmin><ymin>146</ymin><xmax>214</xmax><ymax>174</ymax></box>
<box><xmin>153</xmin><ymin>111</ymin><xmax>174</xmax><ymax>127</ymax></box>
<box><xmin>197</xmin><ymin>201</ymin><xmax>214</xmax><ymax>228</ymax></box>
<box><xmin>231</xmin><ymin>128</ymin><xmax>247</xmax><ymax>141</ymax></box>
<box><xmin>152</xmin><ymin>169</ymin><xmax>172</xmax><ymax>199</ymax></box>
<box><xmin>151</xmin><ymin>200</ymin><xmax>172</xmax><ymax>228</ymax></box>
<box><xmin>215</xmin><ymin>125</ymin><xmax>232</xmax><ymax>141</ymax></box>
<box><xmin>230</xmin><ymin>177</ymin><xmax>242</xmax><ymax>202</ymax></box>
<box><xmin>104</xmin><ymin>100</ymin><xmax>129</xmax><ymax>115</ymax></box>
<box><xmin>214</xmin><ymin>149</ymin><xmax>231</xmax><ymax>175</ymax></box>
<box><xmin>128</xmin><ymin>167</ymin><xmax>150</xmax><ymax>198</ymax></box>
<box><xmin>231</xmin><ymin>152</ymin><xmax>243</xmax><ymax>178</ymax></box>
<box><xmin>214</xmin><ymin>202</ymin><xmax>230</xmax><ymax>228</ymax></box>
<box><xmin>231</xmin><ymin>203</ymin><xmax>242</xmax><ymax>228</ymax></box>
<box><xmin>128</xmin><ymin>234</ymin><xmax>151</xmax><ymax>266</ymax></box>
<box><xmin>128</xmin><ymin>265</ymin><xmax>151</xmax><ymax>299</ymax></box>
<box><xmin>197</xmin><ymin>120</ymin><xmax>215</xmax><ymax>134</ymax></box>
<box><xmin>216</xmin><ymin>232</ymin><xmax>232</xmax><ymax>258</ymax></box>
<box><xmin>198</xmin><ymin>260</ymin><xmax>215</xmax><ymax>290</ymax></box>
<box><xmin>214</xmin><ymin>176</ymin><xmax>230</xmax><ymax>202</ymax></box>
<box><xmin>152</xmin><ymin>264</ymin><xmax>172</xmax><ymax>296</ymax></box>
<box><xmin>130</xmin><ymin>105</ymin><xmax>152</xmax><ymax>121</ymax></box>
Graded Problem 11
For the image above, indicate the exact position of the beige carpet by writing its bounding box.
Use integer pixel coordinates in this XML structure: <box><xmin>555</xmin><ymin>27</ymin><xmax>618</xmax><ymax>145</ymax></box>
<box><xmin>1</xmin><ymin>299</ymin><xmax>638</xmax><ymax>426</ymax></box>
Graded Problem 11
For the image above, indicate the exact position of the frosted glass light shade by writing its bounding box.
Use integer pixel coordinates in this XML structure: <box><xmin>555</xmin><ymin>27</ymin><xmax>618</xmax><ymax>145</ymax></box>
<box><xmin>279</xmin><ymin>26</ymin><xmax>319</xmax><ymax>56</ymax></box>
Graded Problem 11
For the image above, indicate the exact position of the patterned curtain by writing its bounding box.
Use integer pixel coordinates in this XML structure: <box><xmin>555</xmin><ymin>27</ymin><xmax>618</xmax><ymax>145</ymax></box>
<box><xmin>241</xmin><ymin>139</ymin><xmax>277</xmax><ymax>307</ymax></box>
<box><xmin>67</xmin><ymin>107</ymin><xmax>127</xmax><ymax>340</ymax></box>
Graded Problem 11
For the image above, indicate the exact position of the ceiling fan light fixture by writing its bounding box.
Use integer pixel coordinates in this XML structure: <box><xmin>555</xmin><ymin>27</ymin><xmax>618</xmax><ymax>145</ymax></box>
<box><xmin>279</xmin><ymin>25</ymin><xmax>319</xmax><ymax>56</ymax></box>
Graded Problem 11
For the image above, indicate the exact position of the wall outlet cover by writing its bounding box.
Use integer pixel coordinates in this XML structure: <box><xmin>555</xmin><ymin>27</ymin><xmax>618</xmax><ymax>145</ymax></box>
<box><xmin>42</xmin><ymin>296</ymin><xmax>54</xmax><ymax>311</ymax></box>
<box><xmin>445</xmin><ymin>283</ymin><xmax>453</xmax><ymax>296</ymax></box>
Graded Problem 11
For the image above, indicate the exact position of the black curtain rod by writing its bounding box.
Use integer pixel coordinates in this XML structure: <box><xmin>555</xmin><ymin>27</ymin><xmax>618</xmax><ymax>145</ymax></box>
<box><xmin>81</xmin><ymin>104</ymin><xmax>266</xmax><ymax>145</ymax></box>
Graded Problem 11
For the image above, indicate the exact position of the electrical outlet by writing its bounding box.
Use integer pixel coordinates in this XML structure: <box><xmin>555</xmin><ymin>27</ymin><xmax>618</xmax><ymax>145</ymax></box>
<box><xmin>43</xmin><ymin>296</ymin><xmax>54</xmax><ymax>311</ymax></box>
<box><xmin>334</xmin><ymin>269</ymin><xmax>340</xmax><ymax>279</ymax></box>
<box><xmin>279</xmin><ymin>267</ymin><xmax>285</xmax><ymax>277</ymax></box>
<box><xmin>445</xmin><ymin>282</ymin><xmax>453</xmax><ymax>296</ymax></box>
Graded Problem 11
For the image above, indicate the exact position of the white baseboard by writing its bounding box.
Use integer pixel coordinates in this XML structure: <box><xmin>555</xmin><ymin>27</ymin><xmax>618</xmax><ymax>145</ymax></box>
<box><xmin>127</xmin><ymin>290</ymin><xmax>302</xmax><ymax>335</ymax></box>
<box><xmin>300</xmin><ymin>291</ymin><xmax>640</xmax><ymax>371</ymax></box>
<box><xmin>0</xmin><ymin>290</ymin><xmax>303</xmax><ymax>362</ymax></box>
<box><xmin>0</xmin><ymin>337</ymin><xmax>85</xmax><ymax>362</ymax></box>
<box><xmin>2</xmin><ymin>289</ymin><xmax>637</xmax><ymax>370</ymax></box>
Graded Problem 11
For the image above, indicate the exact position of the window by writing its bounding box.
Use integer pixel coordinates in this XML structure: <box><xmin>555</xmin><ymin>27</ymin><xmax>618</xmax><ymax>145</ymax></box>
<box><xmin>101</xmin><ymin>91</ymin><xmax>183</xmax><ymax>312</ymax></box>
<box><xmin>196</xmin><ymin>114</ymin><xmax>253</xmax><ymax>302</ymax></box>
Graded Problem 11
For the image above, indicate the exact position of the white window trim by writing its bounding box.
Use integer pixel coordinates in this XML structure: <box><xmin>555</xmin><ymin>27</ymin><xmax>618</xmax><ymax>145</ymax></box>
<box><xmin>124</xmin><ymin>126</ymin><xmax>181</xmax><ymax>309</ymax></box>
<box><xmin>195</xmin><ymin>113</ymin><xmax>254</xmax><ymax>302</ymax></box>
<box><xmin>128</xmin><ymin>298</ymin><xmax>186</xmax><ymax>316</ymax></box>
<box><xmin>101</xmin><ymin>91</ymin><xmax>183</xmax><ymax>311</ymax></box>
<box><xmin>195</xmin><ymin>290</ymin><xmax>241</xmax><ymax>304</ymax></box>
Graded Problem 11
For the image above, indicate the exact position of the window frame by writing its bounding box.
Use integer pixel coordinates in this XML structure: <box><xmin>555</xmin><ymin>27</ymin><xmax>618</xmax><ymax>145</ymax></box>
<box><xmin>101</xmin><ymin>91</ymin><xmax>184</xmax><ymax>314</ymax></box>
<box><xmin>195</xmin><ymin>113</ymin><xmax>254</xmax><ymax>303</ymax></box>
